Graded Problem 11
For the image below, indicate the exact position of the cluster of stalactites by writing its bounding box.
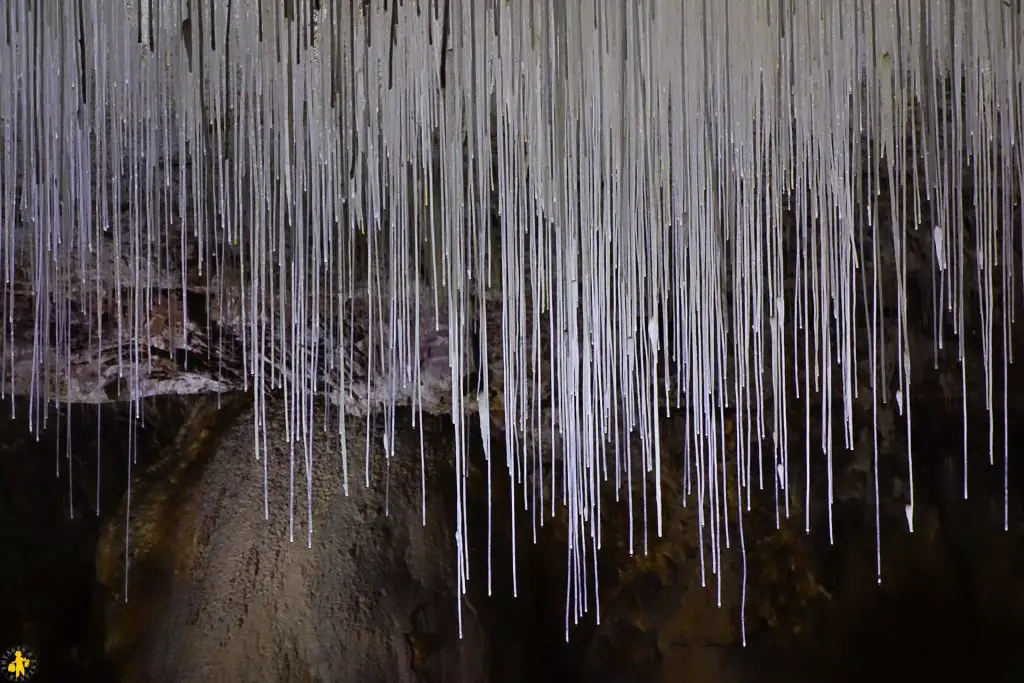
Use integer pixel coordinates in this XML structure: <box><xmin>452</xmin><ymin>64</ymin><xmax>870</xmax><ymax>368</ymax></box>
<box><xmin>0</xmin><ymin>0</ymin><xmax>1022</xmax><ymax>641</ymax></box>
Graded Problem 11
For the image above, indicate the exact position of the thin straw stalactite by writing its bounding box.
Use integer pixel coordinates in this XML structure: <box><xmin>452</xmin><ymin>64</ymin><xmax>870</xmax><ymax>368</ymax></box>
<box><xmin>0</xmin><ymin>0</ymin><xmax>1023</xmax><ymax>643</ymax></box>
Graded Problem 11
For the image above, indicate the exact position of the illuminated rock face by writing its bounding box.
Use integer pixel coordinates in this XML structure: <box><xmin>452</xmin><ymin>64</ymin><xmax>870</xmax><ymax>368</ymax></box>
<box><xmin>94</xmin><ymin>397</ymin><xmax>488</xmax><ymax>683</ymax></box>
<box><xmin>86</xmin><ymin>396</ymin><xmax>1024</xmax><ymax>683</ymax></box>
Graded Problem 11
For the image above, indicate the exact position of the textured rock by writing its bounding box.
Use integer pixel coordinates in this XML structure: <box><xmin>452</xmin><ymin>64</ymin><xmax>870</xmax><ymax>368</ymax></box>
<box><xmin>0</xmin><ymin>378</ymin><xmax>1016</xmax><ymax>681</ymax></box>
<box><xmin>97</xmin><ymin>396</ymin><xmax>490</xmax><ymax>683</ymax></box>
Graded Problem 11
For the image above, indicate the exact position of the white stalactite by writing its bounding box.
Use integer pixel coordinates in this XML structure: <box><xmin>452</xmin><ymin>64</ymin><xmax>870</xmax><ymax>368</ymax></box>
<box><xmin>1</xmin><ymin>0</ymin><xmax>1022</xmax><ymax>641</ymax></box>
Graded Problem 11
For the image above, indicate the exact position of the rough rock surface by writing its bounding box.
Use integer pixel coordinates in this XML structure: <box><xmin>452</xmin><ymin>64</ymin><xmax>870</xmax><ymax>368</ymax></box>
<box><xmin>572</xmin><ymin>404</ymin><xmax>1024</xmax><ymax>683</ymax></box>
<box><xmin>79</xmin><ymin>387</ymin><xmax>1024</xmax><ymax>682</ymax></box>
<box><xmin>5</xmin><ymin>382</ymin><xmax>1024</xmax><ymax>681</ymax></box>
<box><xmin>97</xmin><ymin>396</ymin><xmax>489</xmax><ymax>683</ymax></box>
